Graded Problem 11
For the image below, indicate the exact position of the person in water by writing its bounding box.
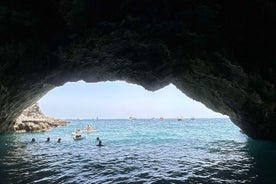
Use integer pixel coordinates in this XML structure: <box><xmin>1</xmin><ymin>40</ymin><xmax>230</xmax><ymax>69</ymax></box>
<box><xmin>86</xmin><ymin>124</ymin><xmax>92</xmax><ymax>132</ymax></box>
<box><xmin>31</xmin><ymin>138</ymin><xmax>35</xmax><ymax>142</ymax></box>
<box><xmin>46</xmin><ymin>137</ymin><xmax>50</xmax><ymax>142</ymax></box>
<box><xmin>74</xmin><ymin>129</ymin><xmax>82</xmax><ymax>139</ymax></box>
<box><xmin>75</xmin><ymin>134</ymin><xmax>81</xmax><ymax>138</ymax></box>
<box><xmin>97</xmin><ymin>140</ymin><xmax>103</xmax><ymax>147</ymax></box>
<box><xmin>74</xmin><ymin>129</ymin><xmax>81</xmax><ymax>138</ymax></box>
<box><xmin>96</xmin><ymin>137</ymin><xmax>100</xmax><ymax>141</ymax></box>
<box><xmin>86</xmin><ymin>124</ymin><xmax>98</xmax><ymax>132</ymax></box>
<box><xmin>57</xmin><ymin>138</ymin><xmax>61</xmax><ymax>143</ymax></box>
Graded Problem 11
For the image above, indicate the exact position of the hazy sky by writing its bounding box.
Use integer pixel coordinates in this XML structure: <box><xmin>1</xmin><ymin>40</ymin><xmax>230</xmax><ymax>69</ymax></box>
<box><xmin>39</xmin><ymin>80</ymin><xmax>228</xmax><ymax>119</ymax></box>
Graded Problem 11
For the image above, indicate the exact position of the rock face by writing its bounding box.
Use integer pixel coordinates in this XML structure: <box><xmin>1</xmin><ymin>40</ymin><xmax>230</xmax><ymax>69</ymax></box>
<box><xmin>14</xmin><ymin>103</ymin><xmax>68</xmax><ymax>133</ymax></box>
<box><xmin>0</xmin><ymin>1</ymin><xmax>275</xmax><ymax>140</ymax></box>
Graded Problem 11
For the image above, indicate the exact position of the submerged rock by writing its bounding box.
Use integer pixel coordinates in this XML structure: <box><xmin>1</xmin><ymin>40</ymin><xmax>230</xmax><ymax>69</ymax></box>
<box><xmin>14</xmin><ymin>103</ymin><xmax>68</xmax><ymax>133</ymax></box>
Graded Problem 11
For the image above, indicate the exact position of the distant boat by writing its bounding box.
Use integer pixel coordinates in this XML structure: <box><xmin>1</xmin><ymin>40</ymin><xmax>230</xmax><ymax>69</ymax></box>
<box><xmin>160</xmin><ymin>117</ymin><xmax>164</xmax><ymax>121</ymax></box>
<box><xmin>129</xmin><ymin>117</ymin><xmax>136</xmax><ymax>120</ymax></box>
<box><xmin>191</xmin><ymin>117</ymin><xmax>195</xmax><ymax>120</ymax></box>
<box><xmin>177</xmin><ymin>118</ymin><xmax>183</xmax><ymax>121</ymax></box>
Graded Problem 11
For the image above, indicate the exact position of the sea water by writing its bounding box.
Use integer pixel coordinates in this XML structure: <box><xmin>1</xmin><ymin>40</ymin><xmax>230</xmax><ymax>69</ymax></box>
<box><xmin>0</xmin><ymin>119</ymin><xmax>276</xmax><ymax>184</ymax></box>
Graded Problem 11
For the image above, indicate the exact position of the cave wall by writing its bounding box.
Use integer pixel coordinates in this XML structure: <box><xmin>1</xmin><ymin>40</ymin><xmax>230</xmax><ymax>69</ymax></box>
<box><xmin>0</xmin><ymin>0</ymin><xmax>275</xmax><ymax>140</ymax></box>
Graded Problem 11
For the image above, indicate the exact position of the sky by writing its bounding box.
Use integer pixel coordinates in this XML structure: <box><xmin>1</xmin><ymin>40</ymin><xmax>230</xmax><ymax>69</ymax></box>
<box><xmin>38</xmin><ymin>80</ymin><xmax>228</xmax><ymax>119</ymax></box>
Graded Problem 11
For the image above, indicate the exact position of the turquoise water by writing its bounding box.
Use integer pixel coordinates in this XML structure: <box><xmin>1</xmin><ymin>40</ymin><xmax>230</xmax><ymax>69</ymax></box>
<box><xmin>1</xmin><ymin>119</ymin><xmax>276</xmax><ymax>184</ymax></box>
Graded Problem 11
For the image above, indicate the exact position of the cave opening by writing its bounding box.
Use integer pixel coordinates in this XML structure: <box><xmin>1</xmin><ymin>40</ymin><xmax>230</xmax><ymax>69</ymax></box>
<box><xmin>38</xmin><ymin>80</ymin><xmax>228</xmax><ymax>120</ymax></box>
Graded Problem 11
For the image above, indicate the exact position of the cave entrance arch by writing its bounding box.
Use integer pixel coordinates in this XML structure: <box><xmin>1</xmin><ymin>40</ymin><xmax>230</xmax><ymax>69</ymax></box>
<box><xmin>0</xmin><ymin>59</ymin><xmax>274</xmax><ymax>141</ymax></box>
<box><xmin>0</xmin><ymin>1</ymin><xmax>275</xmax><ymax>140</ymax></box>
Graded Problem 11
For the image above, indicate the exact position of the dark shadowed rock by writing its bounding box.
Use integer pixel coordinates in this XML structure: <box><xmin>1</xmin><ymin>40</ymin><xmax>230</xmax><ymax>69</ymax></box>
<box><xmin>14</xmin><ymin>103</ymin><xmax>68</xmax><ymax>133</ymax></box>
<box><xmin>0</xmin><ymin>1</ymin><xmax>275</xmax><ymax>140</ymax></box>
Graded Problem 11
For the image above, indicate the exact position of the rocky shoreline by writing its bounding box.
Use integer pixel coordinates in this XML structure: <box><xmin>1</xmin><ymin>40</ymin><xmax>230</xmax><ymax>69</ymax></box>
<box><xmin>14</xmin><ymin>103</ymin><xmax>68</xmax><ymax>133</ymax></box>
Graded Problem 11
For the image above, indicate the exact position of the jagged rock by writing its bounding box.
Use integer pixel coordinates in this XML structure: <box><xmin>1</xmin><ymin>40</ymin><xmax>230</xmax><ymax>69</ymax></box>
<box><xmin>0</xmin><ymin>1</ymin><xmax>275</xmax><ymax>140</ymax></box>
<box><xmin>14</xmin><ymin>103</ymin><xmax>68</xmax><ymax>133</ymax></box>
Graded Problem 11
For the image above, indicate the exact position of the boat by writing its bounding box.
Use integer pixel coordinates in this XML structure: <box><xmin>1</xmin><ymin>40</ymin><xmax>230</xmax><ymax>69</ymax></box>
<box><xmin>177</xmin><ymin>117</ymin><xmax>183</xmax><ymax>121</ymax></box>
<box><xmin>129</xmin><ymin>117</ymin><xmax>136</xmax><ymax>120</ymax></box>
<box><xmin>72</xmin><ymin>129</ymin><xmax>85</xmax><ymax>140</ymax></box>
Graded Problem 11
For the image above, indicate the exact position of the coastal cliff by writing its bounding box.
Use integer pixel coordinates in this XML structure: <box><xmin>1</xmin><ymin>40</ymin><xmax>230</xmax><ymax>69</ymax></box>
<box><xmin>14</xmin><ymin>103</ymin><xmax>68</xmax><ymax>133</ymax></box>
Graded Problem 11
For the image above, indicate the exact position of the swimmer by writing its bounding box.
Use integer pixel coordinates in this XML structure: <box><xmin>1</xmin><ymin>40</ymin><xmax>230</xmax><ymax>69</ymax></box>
<box><xmin>96</xmin><ymin>137</ymin><xmax>100</xmax><ymax>141</ymax></box>
<box><xmin>31</xmin><ymin>138</ymin><xmax>35</xmax><ymax>142</ymax></box>
<box><xmin>46</xmin><ymin>137</ymin><xmax>50</xmax><ymax>142</ymax></box>
<box><xmin>57</xmin><ymin>138</ymin><xmax>61</xmax><ymax>143</ymax></box>
<box><xmin>97</xmin><ymin>140</ymin><xmax>104</xmax><ymax>147</ymax></box>
<box><xmin>75</xmin><ymin>134</ymin><xmax>81</xmax><ymax>139</ymax></box>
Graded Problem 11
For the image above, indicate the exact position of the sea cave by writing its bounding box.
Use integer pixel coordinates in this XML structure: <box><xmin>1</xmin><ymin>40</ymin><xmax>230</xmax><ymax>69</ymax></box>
<box><xmin>0</xmin><ymin>0</ymin><xmax>275</xmax><ymax>140</ymax></box>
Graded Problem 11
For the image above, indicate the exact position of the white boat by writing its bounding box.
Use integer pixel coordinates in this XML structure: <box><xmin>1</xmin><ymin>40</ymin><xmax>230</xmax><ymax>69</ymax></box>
<box><xmin>177</xmin><ymin>117</ymin><xmax>183</xmax><ymax>121</ymax></box>
<box><xmin>129</xmin><ymin>117</ymin><xmax>136</xmax><ymax>120</ymax></box>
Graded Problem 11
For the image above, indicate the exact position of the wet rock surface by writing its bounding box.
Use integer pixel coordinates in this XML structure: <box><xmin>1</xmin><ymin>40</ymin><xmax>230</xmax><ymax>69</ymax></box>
<box><xmin>0</xmin><ymin>1</ymin><xmax>275</xmax><ymax>140</ymax></box>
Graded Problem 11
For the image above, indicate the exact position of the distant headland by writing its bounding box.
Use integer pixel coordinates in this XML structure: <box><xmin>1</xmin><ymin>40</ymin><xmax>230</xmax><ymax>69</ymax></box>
<box><xmin>14</xmin><ymin>103</ymin><xmax>68</xmax><ymax>133</ymax></box>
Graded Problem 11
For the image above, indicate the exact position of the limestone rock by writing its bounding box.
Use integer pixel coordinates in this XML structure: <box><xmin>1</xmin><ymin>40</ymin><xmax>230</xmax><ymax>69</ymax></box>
<box><xmin>14</xmin><ymin>103</ymin><xmax>68</xmax><ymax>133</ymax></box>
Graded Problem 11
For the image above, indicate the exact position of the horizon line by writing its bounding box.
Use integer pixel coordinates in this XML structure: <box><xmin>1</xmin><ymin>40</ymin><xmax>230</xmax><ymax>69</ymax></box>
<box><xmin>62</xmin><ymin>117</ymin><xmax>229</xmax><ymax>120</ymax></box>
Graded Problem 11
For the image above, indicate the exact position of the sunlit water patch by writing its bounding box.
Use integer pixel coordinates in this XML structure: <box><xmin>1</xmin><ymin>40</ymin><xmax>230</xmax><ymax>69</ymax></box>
<box><xmin>1</xmin><ymin>119</ymin><xmax>276</xmax><ymax>183</ymax></box>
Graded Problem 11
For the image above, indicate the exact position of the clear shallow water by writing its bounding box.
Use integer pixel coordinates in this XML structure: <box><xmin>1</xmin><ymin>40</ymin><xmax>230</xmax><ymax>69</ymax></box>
<box><xmin>1</xmin><ymin>119</ymin><xmax>276</xmax><ymax>184</ymax></box>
